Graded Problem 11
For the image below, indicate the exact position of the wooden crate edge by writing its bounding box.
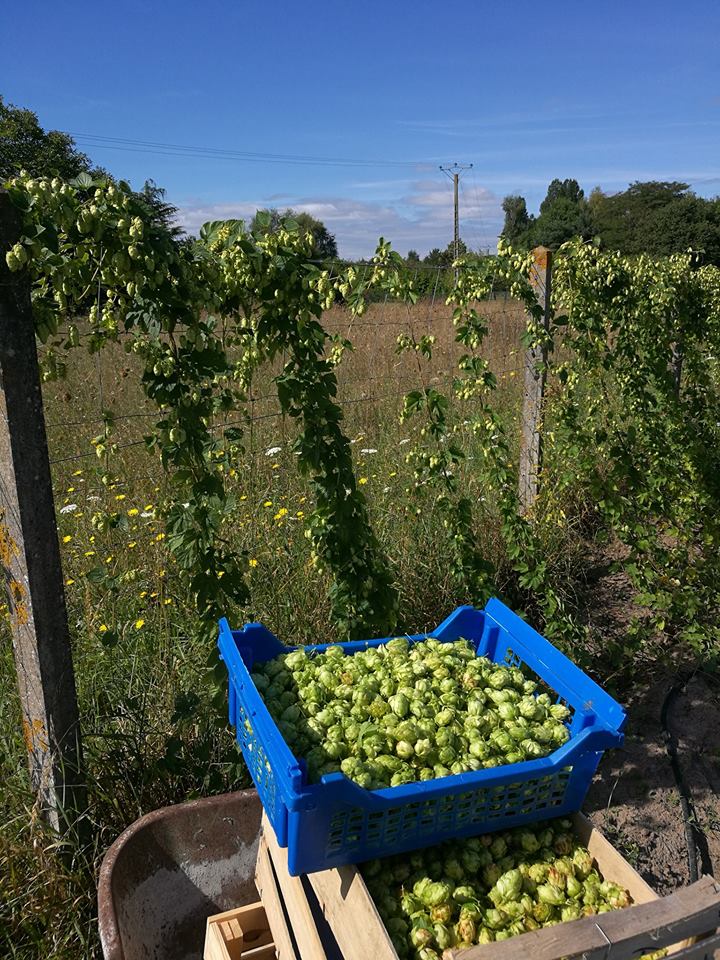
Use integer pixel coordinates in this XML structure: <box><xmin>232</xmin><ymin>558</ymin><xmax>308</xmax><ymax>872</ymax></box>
<box><xmin>203</xmin><ymin>900</ymin><xmax>273</xmax><ymax>960</ymax></box>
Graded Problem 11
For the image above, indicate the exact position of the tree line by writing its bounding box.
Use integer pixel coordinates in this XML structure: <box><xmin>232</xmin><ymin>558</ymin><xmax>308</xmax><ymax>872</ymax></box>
<box><xmin>501</xmin><ymin>177</ymin><xmax>720</xmax><ymax>264</ymax></box>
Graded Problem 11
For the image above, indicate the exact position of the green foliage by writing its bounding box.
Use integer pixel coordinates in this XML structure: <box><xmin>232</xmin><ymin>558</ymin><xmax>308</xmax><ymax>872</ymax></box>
<box><xmin>590</xmin><ymin>181</ymin><xmax>720</xmax><ymax>264</ymax></box>
<box><xmin>549</xmin><ymin>241</ymin><xmax>720</xmax><ymax>664</ymax></box>
<box><xmin>501</xmin><ymin>195</ymin><xmax>531</xmax><ymax>246</ymax></box>
<box><xmin>506</xmin><ymin>177</ymin><xmax>720</xmax><ymax>263</ymax></box>
<box><xmin>502</xmin><ymin>180</ymin><xmax>592</xmax><ymax>250</ymax></box>
<box><xmin>250</xmin><ymin>207</ymin><xmax>338</xmax><ymax>260</ymax></box>
<box><xmin>5</xmin><ymin>173</ymin><xmax>397</xmax><ymax>643</ymax></box>
<box><xmin>0</xmin><ymin>95</ymin><xmax>93</xmax><ymax>181</ymax></box>
<box><xmin>348</xmin><ymin>241</ymin><xmax>574</xmax><ymax>645</ymax></box>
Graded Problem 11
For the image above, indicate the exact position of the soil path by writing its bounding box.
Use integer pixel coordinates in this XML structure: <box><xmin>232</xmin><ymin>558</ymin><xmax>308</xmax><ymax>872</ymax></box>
<box><xmin>585</xmin><ymin>671</ymin><xmax>720</xmax><ymax>894</ymax></box>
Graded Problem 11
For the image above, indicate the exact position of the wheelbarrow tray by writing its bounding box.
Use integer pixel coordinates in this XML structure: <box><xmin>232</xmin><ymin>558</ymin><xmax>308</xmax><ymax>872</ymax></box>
<box><xmin>98</xmin><ymin>788</ymin><xmax>262</xmax><ymax>960</ymax></box>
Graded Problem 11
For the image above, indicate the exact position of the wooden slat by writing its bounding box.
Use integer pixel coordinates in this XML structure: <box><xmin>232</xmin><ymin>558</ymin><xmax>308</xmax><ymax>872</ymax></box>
<box><xmin>261</xmin><ymin>820</ymin><xmax>329</xmax><ymax>960</ymax></box>
<box><xmin>452</xmin><ymin>876</ymin><xmax>720</xmax><ymax>960</ymax></box>
<box><xmin>255</xmin><ymin>836</ymin><xmax>298</xmax><ymax>960</ymax></box>
<box><xmin>204</xmin><ymin>921</ymin><xmax>238</xmax><ymax>960</ymax></box>
<box><xmin>243</xmin><ymin>945</ymin><xmax>278</xmax><ymax>960</ymax></box>
<box><xmin>662</xmin><ymin>930</ymin><xmax>720</xmax><ymax>960</ymax></box>
<box><xmin>204</xmin><ymin>901</ymin><xmax>273</xmax><ymax>960</ymax></box>
<box><xmin>305</xmin><ymin>854</ymin><xmax>398</xmax><ymax>960</ymax></box>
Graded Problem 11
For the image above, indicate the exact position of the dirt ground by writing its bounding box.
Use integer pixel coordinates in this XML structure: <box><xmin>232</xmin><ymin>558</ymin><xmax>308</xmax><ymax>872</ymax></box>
<box><xmin>579</xmin><ymin>554</ymin><xmax>720</xmax><ymax>893</ymax></box>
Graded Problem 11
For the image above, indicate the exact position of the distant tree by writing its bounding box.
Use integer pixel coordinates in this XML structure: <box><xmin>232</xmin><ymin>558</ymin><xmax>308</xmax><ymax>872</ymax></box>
<box><xmin>423</xmin><ymin>239</ymin><xmax>467</xmax><ymax>268</ymax></box>
<box><xmin>406</xmin><ymin>249</ymin><xmax>420</xmax><ymax>262</ymax></box>
<box><xmin>251</xmin><ymin>207</ymin><xmax>337</xmax><ymax>260</ymax></box>
<box><xmin>501</xmin><ymin>195</ymin><xmax>533</xmax><ymax>246</ymax></box>
<box><xmin>532</xmin><ymin>178</ymin><xmax>593</xmax><ymax>247</ymax></box>
<box><xmin>136</xmin><ymin>179</ymin><xmax>183</xmax><ymax>237</ymax></box>
<box><xmin>591</xmin><ymin>181</ymin><xmax>720</xmax><ymax>263</ymax></box>
<box><xmin>540</xmin><ymin>178</ymin><xmax>585</xmax><ymax>211</ymax></box>
<box><xmin>423</xmin><ymin>247</ymin><xmax>447</xmax><ymax>267</ymax></box>
<box><xmin>0</xmin><ymin>95</ymin><xmax>93</xmax><ymax>181</ymax></box>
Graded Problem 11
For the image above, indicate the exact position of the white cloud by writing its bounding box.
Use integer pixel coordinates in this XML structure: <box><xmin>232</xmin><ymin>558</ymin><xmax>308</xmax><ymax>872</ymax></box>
<box><xmin>175</xmin><ymin>179</ymin><xmax>504</xmax><ymax>259</ymax></box>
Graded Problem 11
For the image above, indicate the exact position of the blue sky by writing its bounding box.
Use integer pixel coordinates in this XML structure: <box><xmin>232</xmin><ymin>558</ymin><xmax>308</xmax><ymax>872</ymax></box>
<box><xmin>3</xmin><ymin>0</ymin><xmax>720</xmax><ymax>257</ymax></box>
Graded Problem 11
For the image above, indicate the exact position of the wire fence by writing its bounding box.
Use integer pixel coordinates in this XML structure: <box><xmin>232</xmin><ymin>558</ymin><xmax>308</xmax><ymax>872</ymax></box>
<box><xmin>40</xmin><ymin>270</ymin><xmax>528</xmax><ymax>485</ymax></box>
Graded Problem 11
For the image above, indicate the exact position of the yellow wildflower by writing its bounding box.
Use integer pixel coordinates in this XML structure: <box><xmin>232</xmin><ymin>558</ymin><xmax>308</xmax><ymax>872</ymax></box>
<box><xmin>128</xmin><ymin>508</ymin><xmax>139</xmax><ymax>516</ymax></box>
<box><xmin>359</xmin><ymin>477</ymin><xmax>368</xmax><ymax>485</ymax></box>
<box><xmin>263</xmin><ymin>500</ymin><xmax>273</xmax><ymax>507</ymax></box>
<box><xmin>65</xmin><ymin>578</ymin><xmax>75</xmax><ymax>586</ymax></box>
<box><xmin>99</xmin><ymin>624</ymin><xmax>108</xmax><ymax>633</ymax></box>
<box><xmin>128</xmin><ymin>541</ymin><xmax>137</xmax><ymax>549</ymax></box>
<box><xmin>62</xmin><ymin>535</ymin><xmax>72</xmax><ymax>543</ymax></box>
<box><xmin>274</xmin><ymin>507</ymin><xmax>288</xmax><ymax>521</ymax></box>
<box><xmin>249</xmin><ymin>558</ymin><xmax>258</xmax><ymax>568</ymax></box>
<box><xmin>115</xmin><ymin>494</ymin><xmax>126</xmax><ymax>501</ymax></box>
<box><xmin>155</xmin><ymin>532</ymin><xmax>165</xmax><ymax>542</ymax></box>
<box><xmin>134</xmin><ymin>618</ymin><xmax>145</xmax><ymax>630</ymax></box>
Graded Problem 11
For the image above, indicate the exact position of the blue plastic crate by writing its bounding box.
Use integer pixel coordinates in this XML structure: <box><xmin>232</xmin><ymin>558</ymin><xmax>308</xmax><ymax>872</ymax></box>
<box><xmin>218</xmin><ymin>599</ymin><xmax>625</xmax><ymax>876</ymax></box>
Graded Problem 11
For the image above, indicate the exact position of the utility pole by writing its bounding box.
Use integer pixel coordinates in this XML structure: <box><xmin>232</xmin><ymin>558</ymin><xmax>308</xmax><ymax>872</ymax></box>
<box><xmin>439</xmin><ymin>162</ymin><xmax>473</xmax><ymax>283</ymax></box>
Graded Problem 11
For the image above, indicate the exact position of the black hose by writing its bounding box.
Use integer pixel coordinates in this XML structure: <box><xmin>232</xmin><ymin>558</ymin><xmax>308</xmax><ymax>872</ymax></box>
<box><xmin>660</xmin><ymin>672</ymin><xmax>713</xmax><ymax>880</ymax></box>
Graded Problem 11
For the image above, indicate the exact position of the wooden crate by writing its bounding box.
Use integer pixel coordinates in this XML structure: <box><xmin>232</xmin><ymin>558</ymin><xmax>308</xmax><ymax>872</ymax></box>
<box><xmin>258</xmin><ymin>823</ymin><xmax>344</xmax><ymax>960</ymax></box>
<box><xmin>258</xmin><ymin>811</ymin><xmax>720</xmax><ymax>960</ymax></box>
<box><xmin>204</xmin><ymin>901</ymin><xmax>275</xmax><ymax>960</ymax></box>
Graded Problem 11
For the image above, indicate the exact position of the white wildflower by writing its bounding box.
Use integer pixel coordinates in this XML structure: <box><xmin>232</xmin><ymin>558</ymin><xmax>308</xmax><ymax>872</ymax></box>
<box><xmin>60</xmin><ymin>504</ymin><xmax>78</xmax><ymax>514</ymax></box>
<box><xmin>360</xmin><ymin>448</ymin><xmax>378</xmax><ymax>454</ymax></box>
<box><xmin>265</xmin><ymin>445</ymin><xmax>282</xmax><ymax>456</ymax></box>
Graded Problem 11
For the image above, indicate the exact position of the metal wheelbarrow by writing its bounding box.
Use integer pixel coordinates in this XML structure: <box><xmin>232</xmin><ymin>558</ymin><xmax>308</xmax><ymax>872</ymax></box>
<box><xmin>98</xmin><ymin>788</ymin><xmax>262</xmax><ymax>960</ymax></box>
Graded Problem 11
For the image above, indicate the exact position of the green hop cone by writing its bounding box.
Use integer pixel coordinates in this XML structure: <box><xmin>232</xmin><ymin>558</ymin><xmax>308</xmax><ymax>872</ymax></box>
<box><xmin>432</xmin><ymin>922</ymin><xmax>455</xmax><ymax>951</ymax></box>
<box><xmin>430</xmin><ymin>902</ymin><xmax>453</xmax><ymax>924</ymax></box>
<box><xmin>517</xmin><ymin>830</ymin><xmax>540</xmax><ymax>853</ymax></box>
<box><xmin>454</xmin><ymin>915</ymin><xmax>476</xmax><ymax>944</ymax></box>
<box><xmin>409</xmin><ymin>917</ymin><xmax>434</xmax><ymax>948</ymax></box>
<box><xmin>458</xmin><ymin>901</ymin><xmax>482</xmax><ymax>923</ymax></box>
<box><xmin>452</xmin><ymin>885</ymin><xmax>477</xmax><ymax>904</ymax></box>
<box><xmin>537</xmin><ymin>883</ymin><xmax>567</xmax><ymax>906</ymax></box>
<box><xmin>414</xmin><ymin>879</ymin><xmax>453</xmax><ymax>908</ymax></box>
<box><xmin>572</xmin><ymin>847</ymin><xmax>594</xmax><ymax>880</ymax></box>
<box><xmin>567</xmin><ymin>875</ymin><xmax>584</xmax><ymax>900</ymax></box>
<box><xmin>484</xmin><ymin>907</ymin><xmax>509</xmax><ymax>931</ymax></box>
<box><xmin>489</xmin><ymin>869</ymin><xmax>523</xmax><ymax>905</ymax></box>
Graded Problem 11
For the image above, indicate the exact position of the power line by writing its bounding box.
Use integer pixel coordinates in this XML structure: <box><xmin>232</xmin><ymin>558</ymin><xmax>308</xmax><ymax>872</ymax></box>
<box><xmin>70</xmin><ymin>132</ymin><xmax>433</xmax><ymax>171</ymax></box>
